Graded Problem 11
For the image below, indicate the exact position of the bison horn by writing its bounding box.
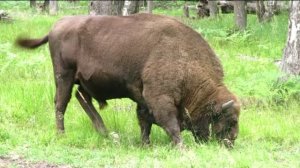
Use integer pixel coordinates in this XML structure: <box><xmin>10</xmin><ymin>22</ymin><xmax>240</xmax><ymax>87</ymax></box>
<box><xmin>222</xmin><ymin>100</ymin><xmax>234</xmax><ymax>110</ymax></box>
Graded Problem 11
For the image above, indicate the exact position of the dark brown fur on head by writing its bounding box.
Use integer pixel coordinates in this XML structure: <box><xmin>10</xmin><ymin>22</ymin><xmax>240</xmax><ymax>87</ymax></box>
<box><xmin>187</xmin><ymin>86</ymin><xmax>240</xmax><ymax>147</ymax></box>
<box><xmin>211</xmin><ymin>87</ymin><xmax>240</xmax><ymax>147</ymax></box>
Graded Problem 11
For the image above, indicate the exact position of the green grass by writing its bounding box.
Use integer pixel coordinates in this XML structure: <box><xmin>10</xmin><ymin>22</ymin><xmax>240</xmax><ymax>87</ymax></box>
<box><xmin>0</xmin><ymin>2</ymin><xmax>300</xmax><ymax>167</ymax></box>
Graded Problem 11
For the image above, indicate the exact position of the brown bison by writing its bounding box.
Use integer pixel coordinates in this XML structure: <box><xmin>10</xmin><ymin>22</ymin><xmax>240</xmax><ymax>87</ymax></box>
<box><xmin>16</xmin><ymin>13</ymin><xmax>240</xmax><ymax>147</ymax></box>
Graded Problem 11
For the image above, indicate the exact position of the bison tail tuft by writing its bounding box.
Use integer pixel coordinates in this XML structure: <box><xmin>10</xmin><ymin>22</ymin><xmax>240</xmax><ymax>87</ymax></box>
<box><xmin>16</xmin><ymin>35</ymin><xmax>49</xmax><ymax>49</ymax></box>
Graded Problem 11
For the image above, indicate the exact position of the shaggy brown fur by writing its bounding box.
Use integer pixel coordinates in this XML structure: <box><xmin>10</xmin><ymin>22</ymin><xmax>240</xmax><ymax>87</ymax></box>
<box><xmin>16</xmin><ymin>13</ymin><xmax>240</xmax><ymax>146</ymax></box>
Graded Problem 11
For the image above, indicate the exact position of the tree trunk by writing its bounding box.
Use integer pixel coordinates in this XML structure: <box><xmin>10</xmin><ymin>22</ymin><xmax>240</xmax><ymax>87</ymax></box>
<box><xmin>263</xmin><ymin>1</ymin><xmax>276</xmax><ymax>22</ymax></box>
<box><xmin>183</xmin><ymin>3</ymin><xmax>189</xmax><ymax>18</ymax></box>
<box><xmin>197</xmin><ymin>1</ymin><xmax>209</xmax><ymax>18</ymax></box>
<box><xmin>126</xmin><ymin>0</ymin><xmax>139</xmax><ymax>15</ymax></box>
<box><xmin>147</xmin><ymin>0</ymin><xmax>153</xmax><ymax>14</ymax></box>
<box><xmin>208</xmin><ymin>0</ymin><xmax>218</xmax><ymax>17</ymax></box>
<box><xmin>49</xmin><ymin>0</ymin><xmax>58</xmax><ymax>15</ymax></box>
<box><xmin>44</xmin><ymin>0</ymin><xmax>50</xmax><ymax>10</ymax></box>
<box><xmin>30</xmin><ymin>0</ymin><xmax>36</xmax><ymax>8</ymax></box>
<box><xmin>256</xmin><ymin>0</ymin><xmax>265</xmax><ymax>22</ymax></box>
<box><xmin>89</xmin><ymin>1</ymin><xmax>124</xmax><ymax>16</ymax></box>
<box><xmin>280</xmin><ymin>1</ymin><xmax>300</xmax><ymax>76</ymax></box>
<box><xmin>234</xmin><ymin>1</ymin><xmax>247</xmax><ymax>31</ymax></box>
<box><xmin>257</xmin><ymin>0</ymin><xmax>276</xmax><ymax>23</ymax></box>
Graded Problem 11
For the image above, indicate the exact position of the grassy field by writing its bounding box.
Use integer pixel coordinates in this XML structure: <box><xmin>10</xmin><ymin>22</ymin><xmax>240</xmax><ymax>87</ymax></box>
<box><xmin>0</xmin><ymin>2</ymin><xmax>300</xmax><ymax>167</ymax></box>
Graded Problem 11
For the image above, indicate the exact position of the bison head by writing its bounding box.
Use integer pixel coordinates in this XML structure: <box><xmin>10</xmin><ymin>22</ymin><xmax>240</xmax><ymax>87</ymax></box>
<box><xmin>211</xmin><ymin>100</ymin><xmax>240</xmax><ymax>148</ymax></box>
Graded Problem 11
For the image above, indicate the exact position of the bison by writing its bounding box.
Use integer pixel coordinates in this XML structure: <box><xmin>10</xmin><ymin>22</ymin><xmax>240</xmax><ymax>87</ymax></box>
<box><xmin>16</xmin><ymin>13</ymin><xmax>240</xmax><ymax>147</ymax></box>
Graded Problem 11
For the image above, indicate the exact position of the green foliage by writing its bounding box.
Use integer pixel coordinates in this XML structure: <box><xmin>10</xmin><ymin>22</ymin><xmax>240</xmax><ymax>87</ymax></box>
<box><xmin>173</xmin><ymin>12</ymin><xmax>294</xmax><ymax>105</ymax></box>
<box><xmin>0</xmin><ymin>2</ymin><xmax>299</xmax><ymax>167</ymax></box>
<box><xmin>271</xmin><ymin>77</ymin><xmax>300</xmax><ymax>104</ymax></box>
<box><xmin>154</xmin><ymin>1</ymin><xmax>189</xmax><ymax>9</ymax></box>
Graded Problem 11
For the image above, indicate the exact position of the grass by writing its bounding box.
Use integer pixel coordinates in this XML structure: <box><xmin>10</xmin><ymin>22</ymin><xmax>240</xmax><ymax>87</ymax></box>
<box><xmin>1</xmin><ymin>1</ymin><xmax>300</xmax><ymax>167</ymax></box>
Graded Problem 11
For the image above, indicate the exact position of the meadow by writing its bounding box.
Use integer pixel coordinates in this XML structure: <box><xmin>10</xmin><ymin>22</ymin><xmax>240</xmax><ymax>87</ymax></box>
<box><xmin>0</xmin><ymin>1</ymin><xmax>299</xmax><ymax>167</ymax></box>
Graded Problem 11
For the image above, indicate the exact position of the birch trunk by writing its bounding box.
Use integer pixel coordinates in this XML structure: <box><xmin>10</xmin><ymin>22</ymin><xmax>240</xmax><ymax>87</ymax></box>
<box><xmin>90</xmin><ymin>1</ymin><xmax>124</xmax><ymax>16</ymax></box>
<box><xmin>49</xmin><ymin>0</ymin><xmax>58</xmax><ymax>15</ymax></box>
<box><xmin>208</xmin><ymin>0</ymin><xmax>218</xmax><ymax>17</ymax></box>
<box><xmin>124</xmin><ymin>0</ymin><xmax>139</xmax><ymax>15</ymax></box>
<box><xmin>281</xmin><ymin>1</ymin><xmax>300</xmax><ymax>75</ymax></box>
<box><xmin>147</xmin><ymin>0</ymin><xmax>153</xmax><ymax>14</ymax></box>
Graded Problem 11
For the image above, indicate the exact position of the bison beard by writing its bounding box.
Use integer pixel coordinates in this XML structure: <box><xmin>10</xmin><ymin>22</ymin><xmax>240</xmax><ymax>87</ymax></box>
<box><xmin>16</xmin><ymin>13</ymin><xmax>240</xmax><ymax>147</ymax></box>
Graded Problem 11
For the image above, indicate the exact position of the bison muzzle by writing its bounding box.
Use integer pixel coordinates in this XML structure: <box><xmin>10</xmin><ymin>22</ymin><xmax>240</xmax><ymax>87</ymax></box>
<box><xmin>16</xmin><ymin>13</ymin><xmax>240</xmax><ymax>147</ymax></box>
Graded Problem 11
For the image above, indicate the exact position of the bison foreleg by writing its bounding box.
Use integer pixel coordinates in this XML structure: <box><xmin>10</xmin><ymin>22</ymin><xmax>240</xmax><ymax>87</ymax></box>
<box><xmin>143</xmin><ymin>94</ymin><xmax>182</xmax><ymax>146</ymax></box>
<box><xmin>75</xmin><ymin>86</ymin><xmax>108</xmax><ymax>135</ymax></box>
<box><xmin>136</xmin><ymin>104</ymin><xmax>153</xmax><ymax>145</ymax></box>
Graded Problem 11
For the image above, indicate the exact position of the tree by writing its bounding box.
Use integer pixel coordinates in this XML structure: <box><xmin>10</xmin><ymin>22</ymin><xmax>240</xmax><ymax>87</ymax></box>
<box><xmin>197</xmin><ymin>0</ymin><xmax>209</xmax><ymax>18</ymax></box>
<box><xmin>256</xmin><ymin>0</ymin><xmax>277</xmax><ymax>22</ymax></box>
<box><xmin>44</xmin><ymin>0</ymin><xmax>50</xmax><ymax>10</ymax></box>
<box><xmin>126</xmin><ymin>0</ymin><xmax>139</xmax><ymax>15</ymax></box>
<box><xmin>234</xmin><ymin>1</ymin><xmax>247</xmax><ymax>30</ymax></box>
<box><xmin>183</xmin><ymin>3</ymin><xmax>189</xmax><ymax>18</ymax></box>
<box><xmin>256</xmin><ymin>0</ymin><xmax>265</xmax><ymax>22</ymax></box>
<box><xmin>49</xmin><ymin>0</ymin><xmax>58</xmax><ymax>15</ymax></box>
<box><xmin>30</xmin><ymin>0</ymin><xmax>36</xmax><ymax>8</ymax></box>
<box><xmin>147</xmin><ymin>0</ymin><xmax>153</xmax><ymax>14</ymax></box>
<box><xmin>208</xmin><ymin>0</ymin><xmax>218</xmax><ymax>17</ymax></box>
<box><xmin>89</xmin><ymin>1</ymin><xmax>124</xmax><ymax>16</ymax></box>
<box><xmin>280</xmin><ymin>1</ymin><xmax>300</xmax><ymax>76</ymax></box>
<box><xmin>264</xmin><ymin>1</ymin><xmax>277</xmax><ymax>21</ymax></box>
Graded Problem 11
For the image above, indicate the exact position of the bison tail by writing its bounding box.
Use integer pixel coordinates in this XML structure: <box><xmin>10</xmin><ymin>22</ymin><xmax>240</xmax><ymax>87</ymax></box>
<box><xmin>16</xmin><ymin>35</ymin><xmax>49</xmax><ymax>49</ymax></box>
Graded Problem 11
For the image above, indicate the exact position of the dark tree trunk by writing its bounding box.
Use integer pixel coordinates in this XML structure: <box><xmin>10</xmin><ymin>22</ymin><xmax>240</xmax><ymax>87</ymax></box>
<box><xmin>147</xmin><ymin>0</ymin><xmax>153</xmax><ymax>14</ymax></box>
<box><xmin>49</xmin><ymin>0</ymin><xmax>58</xmax><ymax>15</ymax></box>
<box><xmin>280</xmin><ymin>1</ymin><xmax>300</xmax><ymax>76</ymax></box>
<box><xmin>208</xmin><ymin>0</ymin><xmax>218</xmax><ymax>17</ymax></box>
<box><xmin>234</xmin><ymin>1</ymin><xmax>247</xmax><ymax>31</ymax></box>
<box><xmin>89</xmin><ymin>1</ymin><xmax>124</xmax><ymax>16</ymax></box>
<box><xmin>197</xmin><ymin>1</ymin><xmax>209</xmax><ymax>18</ymax></box>
<box><xmin>30</xmin><ymin>0</ymin><xmax>36</xmax><ymax>8</ymax></box>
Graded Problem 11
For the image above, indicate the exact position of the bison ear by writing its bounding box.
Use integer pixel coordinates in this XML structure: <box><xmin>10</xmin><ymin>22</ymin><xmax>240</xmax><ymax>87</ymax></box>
<box><xmin>222</xmin><ymin>100</ymin><xmax>234</xmax><ymax>111</ymax></box>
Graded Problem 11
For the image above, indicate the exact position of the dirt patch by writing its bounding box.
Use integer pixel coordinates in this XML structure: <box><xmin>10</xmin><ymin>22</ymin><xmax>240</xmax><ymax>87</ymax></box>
<box><xmin>0</xmin><ymin>154</ymin><xmax>71</xmax><ymax>168</ymax></box>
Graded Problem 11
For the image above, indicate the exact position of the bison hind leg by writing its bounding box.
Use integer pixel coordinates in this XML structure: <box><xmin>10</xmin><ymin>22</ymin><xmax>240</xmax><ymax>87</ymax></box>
<box><xmin>54</xmin><ymin>69</ymin><xmax>76</xmax><ymax>134</ymax></box>
<box><xmin>76</xmin><ymin>86</ymin><xmax>108</xmax><ymax>135</ymax></box>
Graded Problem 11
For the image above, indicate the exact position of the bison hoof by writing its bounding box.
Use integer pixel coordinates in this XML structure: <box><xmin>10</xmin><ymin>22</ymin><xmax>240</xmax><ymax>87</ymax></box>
<box><xmin>222</xmin><ymin>139</ymin><xmax>234</xmax><ymax>149</ymax></box>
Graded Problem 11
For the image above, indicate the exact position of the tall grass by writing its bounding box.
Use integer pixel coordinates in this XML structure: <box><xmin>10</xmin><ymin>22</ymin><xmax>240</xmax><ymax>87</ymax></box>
<box><xmin>0</xmin><ymin>2</ymin><xmax>299</xmax><ymax>167</ymax></box>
